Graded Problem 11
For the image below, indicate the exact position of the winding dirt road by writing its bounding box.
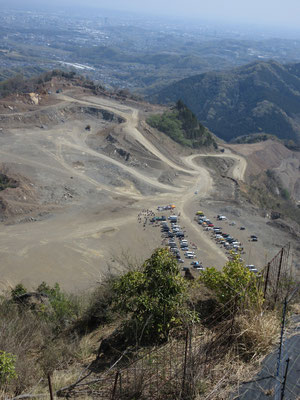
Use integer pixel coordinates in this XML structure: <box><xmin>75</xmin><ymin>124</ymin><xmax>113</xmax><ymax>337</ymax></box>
<box><xmin>0</xmin><ymin>91</ymin><xmax>248</xmax><ymax>290</ymax></box>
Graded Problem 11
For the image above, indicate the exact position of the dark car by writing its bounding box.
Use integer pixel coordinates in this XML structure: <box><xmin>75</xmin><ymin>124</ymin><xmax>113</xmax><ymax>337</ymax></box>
<box><xmin>240</xmin><ymin>227</ymin><xmax>246</xmax><ymax>230</ymax></box>
<box><xmin>176</xmin><ymin>232</ymin><xmax>185</xmax><ymax>238</ymax></box>
<box><xmin>251</xmin><ymin>235</ymin><xmax>258</xmax><ymax>239</ymax></box>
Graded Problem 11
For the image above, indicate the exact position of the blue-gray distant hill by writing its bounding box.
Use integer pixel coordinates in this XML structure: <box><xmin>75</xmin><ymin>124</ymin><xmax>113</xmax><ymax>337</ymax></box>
<box><xmin>151</xmin><ymin>60</ymin><xmax>300</xmax><ymax>144</ymax></box>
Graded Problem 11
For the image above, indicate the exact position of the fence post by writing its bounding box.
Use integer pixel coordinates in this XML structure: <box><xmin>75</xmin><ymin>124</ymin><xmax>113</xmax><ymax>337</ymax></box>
<box><xmin>47</xmin><ymin>373</ymin><xmax>54</xmax><ymax>400</ymax></box>
<box><xmin>280</xmin><ymin>357</ymin><xmax>290</xmax><ymax>400</ymax></box>
<box><xmin>274</xmin><ymin>298</ymin><xmax>288</xmax><ymax>400</ymax></box>
<box><xmin>111</xmin><ymin>370</ymin><xmax>120</xmax><ymax>400</ymax></box>
<box><xmin>274</xmin><ymin>248</ymin><xmax>284</xmax><ymax>306</ymax></box>
<box><xmin>181</xmin><ymin>328</ymin><xmax>189</xmax><ymax>398</ymax></box>
<box><xmin>119</xmin><ymin>371</ymin><xmax>122</xmax><ymax>397</ymax></box>
<box><xmin>263</xmin><ymin>262</ymin><xmax>271</xmax><ymax>300</ymax></box>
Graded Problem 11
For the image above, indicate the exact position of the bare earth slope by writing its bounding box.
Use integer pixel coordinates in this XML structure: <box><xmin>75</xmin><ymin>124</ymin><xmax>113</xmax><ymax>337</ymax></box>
<box><xmin>0</xmin><ymin>86</ymin><xmax>298</xmax><ymax>291</ymax></box>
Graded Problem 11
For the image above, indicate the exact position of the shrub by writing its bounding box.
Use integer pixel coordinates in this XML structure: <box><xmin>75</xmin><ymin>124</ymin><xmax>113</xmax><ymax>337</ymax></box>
<box><xmin>113</xmin><ymin>248</ymin><xmax>197</xmax><ymax>343</ymax></box>
<box><xmin>11</xmin><ymin>283</ymin><xmax>27</xmax><ymax>299</ymax></box>
<box><xmin>36</xmin><ymin>282</ymin><xmax>80</xmax><ymax>329</ymax></box>
<box><xmin>74</xmin><ymin>274</ymin><xmax>118</xmax><ymax>333</ymax></box>
<box><xmin>199</xmin><ymin>254</ymin><xmax>263</xmax><ymax>307</ymax></box>
<box><xmin>0</xmin><ymin>351</ymin><xmax>17</xmax><ymax>386</ymax></box>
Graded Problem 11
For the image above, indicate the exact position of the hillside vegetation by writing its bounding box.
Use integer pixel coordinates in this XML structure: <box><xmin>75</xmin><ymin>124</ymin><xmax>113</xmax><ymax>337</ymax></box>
<box><xmin>0</xmin><ymin>248</ymin><xmax>292</xmax><ymax>399</ymax></box>
<box><xmin>152</xmin><ymin>60</ymin><xmax>300</xmax><ymax>144</ymax></box>
<box><xmin>146</xmin><ymin>100</ymin><xmax>218</xmax><ymax>148</ymax></box>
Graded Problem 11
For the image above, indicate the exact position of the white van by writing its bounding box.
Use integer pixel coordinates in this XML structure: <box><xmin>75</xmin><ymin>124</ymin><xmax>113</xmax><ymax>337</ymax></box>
<box><xmin>184</xmin><ymin>251</ymin><xmax>195</xmax><ymax>256</ymax></box>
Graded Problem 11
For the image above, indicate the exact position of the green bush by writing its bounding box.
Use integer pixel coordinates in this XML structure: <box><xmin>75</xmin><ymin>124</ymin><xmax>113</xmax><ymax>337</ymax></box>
<box><xmin>11</xmin><ymin>283</ymin><xmax>27</xmax><ymax>299</ymax></box>
<box><xmin>0</xmin><ymin>351</ymin><xmax>17</xmax><ymax>386</ymax></box>
<box><xmin>113</xmin><ymin>248</ymin><xmax>197</xmax><ymax>343</ymax></box>
<box><xmin>199</xmin><ymin>254</ymin><xmax>263</xmax><ymax>307</ymax></box>
<box><xmin>36</xmin><ymin>282</ymin><xmax>80</xmax><ymax>329</ymax></box>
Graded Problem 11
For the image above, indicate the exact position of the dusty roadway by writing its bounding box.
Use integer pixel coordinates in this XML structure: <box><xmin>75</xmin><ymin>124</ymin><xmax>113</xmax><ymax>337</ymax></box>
<box><xmin>0</xmin><ymin>91</ymin><xmax>248</xmax><ymax>291</ymax></box>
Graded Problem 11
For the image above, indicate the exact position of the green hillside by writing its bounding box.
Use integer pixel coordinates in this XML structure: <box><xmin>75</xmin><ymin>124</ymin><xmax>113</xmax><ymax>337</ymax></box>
<box><xmin>147</xmin><ymin>100</ymin><xmax>217</xmax><ymax>148</ymax></box>
<box><xmin>151</xmin><ymin>60</ymin><xmax>300</xmax><ymax>144</ymax></box>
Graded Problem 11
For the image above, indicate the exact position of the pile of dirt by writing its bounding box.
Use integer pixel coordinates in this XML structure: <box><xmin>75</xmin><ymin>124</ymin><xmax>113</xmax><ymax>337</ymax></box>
<box><xmin>0</xmin><ymin>165</ymin><xmax>41</xmax><ymax>222</ymax></box>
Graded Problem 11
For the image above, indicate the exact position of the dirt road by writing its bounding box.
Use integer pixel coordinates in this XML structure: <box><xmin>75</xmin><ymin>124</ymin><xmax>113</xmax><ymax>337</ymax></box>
<box><xmin>0</xmin><ymin>91</ymin><xmax>249</xmax><ymax>291</ymax></box>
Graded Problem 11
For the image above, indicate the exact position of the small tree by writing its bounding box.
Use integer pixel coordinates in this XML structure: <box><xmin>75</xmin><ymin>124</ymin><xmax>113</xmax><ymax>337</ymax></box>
<box><xmin>11</xmin><ymin>283</ymin><xmax>27</xmax><ymax>299</ymax></box>
<box><xmin>36</xmin><ymin>282</ymin><xmax>79</xmax><ymax>328</ymax></box>
<box><xmin>113</xmin><ymin>248</ymin><xmax>195</xmax><ymax>343</ymax></box>
<box><xmin>199</xmin><ymin>254</ymin><xmax>263</xmax><ymax>307</ymax></box>
<box><xmin>0</xmin><ymin>351</ymin><xmax>17</xmax><ymax>386</ymax></box>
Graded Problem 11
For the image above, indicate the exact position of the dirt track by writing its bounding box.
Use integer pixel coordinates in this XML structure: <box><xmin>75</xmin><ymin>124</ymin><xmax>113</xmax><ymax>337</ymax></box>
<box><xmin>1</xmin><ymin>90</ymin><xmax>295</xmax><ymax>291</ymax></box>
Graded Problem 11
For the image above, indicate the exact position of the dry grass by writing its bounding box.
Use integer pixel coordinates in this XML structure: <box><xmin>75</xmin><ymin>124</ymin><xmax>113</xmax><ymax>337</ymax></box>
<box><xmin>289</xmin><ymin>302</ymin><xmax>300</xmax><ymax>315</ymax></box>
<box><xmin>233</xmin><ymin>310</ymin><xmax>280</xmax><ymax>359</ymax></box>
<box><xmin>194</xmin><ymin>351</ymin><xmax>263</xmax><ymax>400</ymax></box>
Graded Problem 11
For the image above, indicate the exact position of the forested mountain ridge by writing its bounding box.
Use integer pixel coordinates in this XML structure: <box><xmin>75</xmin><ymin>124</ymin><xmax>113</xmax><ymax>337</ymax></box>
<box><xmin>151</xmin><ymin>60</ymin><xmax>300</xmax><ymax>144</ymax></box>
<box><xmin>146</xmin><ymin>100</ymin><xmax>217</xmax><ymax>148</ymax></box>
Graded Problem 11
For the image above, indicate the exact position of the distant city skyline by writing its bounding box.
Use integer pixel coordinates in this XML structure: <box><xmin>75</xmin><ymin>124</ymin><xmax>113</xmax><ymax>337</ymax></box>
<box><xmin>1</xmin><ymin>0</ymin><xmax>300</xmax><ymax>32</ymax></box>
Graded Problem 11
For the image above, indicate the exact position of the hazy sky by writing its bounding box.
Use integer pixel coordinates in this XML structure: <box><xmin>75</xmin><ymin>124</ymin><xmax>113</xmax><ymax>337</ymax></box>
<box><xmin>3</xmin><ymin>0</ymin><xmax>300</xmax><ymax>30</ymax></box>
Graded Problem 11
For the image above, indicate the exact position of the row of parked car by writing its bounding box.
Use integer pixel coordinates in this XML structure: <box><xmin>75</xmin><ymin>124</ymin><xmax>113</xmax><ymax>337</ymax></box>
<box><xmin>161</xmin><ymin>217</ymin><xmax>204</xmax><ymax>271</ymax></box>
<box><xmin>195</xmin><ymin>211</ymin><xmax>258</xmax><ymax>273</ymax></box>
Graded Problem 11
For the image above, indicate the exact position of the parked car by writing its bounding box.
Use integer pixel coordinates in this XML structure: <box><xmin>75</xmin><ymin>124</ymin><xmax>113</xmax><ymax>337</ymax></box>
<box><xmin>171</xmin><ymin>248</ymin><xmax>180</xmax><ymax>254</ymax></box>
<box><xmin>176</xmin><ymin>232</ymin><xmax>185</xmax><ymax>238</ymax></box>
<box><xmin>246</xmin><ymin>265</ymin><xmax>258</xmax><ymax>273</ymax></box>
<box><xmin>186</xmin><ymin>254</ymin><xmax>195</xmax><ymax>259</ymax></box>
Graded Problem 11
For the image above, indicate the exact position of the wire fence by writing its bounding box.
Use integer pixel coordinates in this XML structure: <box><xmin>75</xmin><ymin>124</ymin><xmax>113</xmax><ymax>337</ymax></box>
<box><xmin>55</xmin><ymin>291</ymin><xmax>249</xmax><ymax>399</ymax></box>
<box><xmin>14</xmin><ymin>244</ymin><xmax>296</xmax><ymax>400</ymax></box>
<box><xmin>261</xmin><ymin>243</ymin><xmax>296</xmax><ymax>308</ymax></box>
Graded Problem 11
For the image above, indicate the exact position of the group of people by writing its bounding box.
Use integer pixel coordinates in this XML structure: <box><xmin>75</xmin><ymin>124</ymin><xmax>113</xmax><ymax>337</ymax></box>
<box><xmin>137</xmin><ymin>209</ymin><xmax>155</xmax><ymax>229</ymax></box>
